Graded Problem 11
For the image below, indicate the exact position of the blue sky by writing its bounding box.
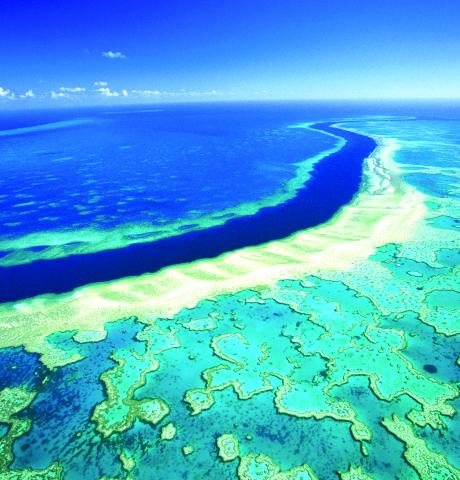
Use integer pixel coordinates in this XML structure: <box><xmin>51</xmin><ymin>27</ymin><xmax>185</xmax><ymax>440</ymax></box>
<box><xmin>1</xmin><ymin>0</ymin><xmax>459</xmax><ymax>106</ymax></box>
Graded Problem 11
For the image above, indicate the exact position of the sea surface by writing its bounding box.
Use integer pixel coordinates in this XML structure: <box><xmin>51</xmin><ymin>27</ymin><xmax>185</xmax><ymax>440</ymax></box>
<box><xmin>0</xmin><ymin>102</ymin><xmax>459</xmax><ymax>480</ymax></box>
<box><xmin>0</xmin><ymin>102</ymin><xmax>453</xmax><ymax>266</ymax></box>
<box><xmin>0</xmin><ymin>104</ymin><xmax>342</xmax><ymax>256</ymax></box>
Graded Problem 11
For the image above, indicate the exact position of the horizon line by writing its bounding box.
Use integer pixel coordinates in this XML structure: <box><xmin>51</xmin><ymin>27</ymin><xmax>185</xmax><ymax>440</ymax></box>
<box><xmin>2</xmin><ymin>96</ymin><xmax>460</xmax><ymax>113</ymax></box>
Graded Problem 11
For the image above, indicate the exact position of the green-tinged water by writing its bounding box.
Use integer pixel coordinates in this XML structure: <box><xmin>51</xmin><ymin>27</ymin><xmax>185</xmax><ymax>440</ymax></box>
<box><xmin>0</xmin><ymin>116</ymin><xmax>459</xmax><ymax>479</ymax></box>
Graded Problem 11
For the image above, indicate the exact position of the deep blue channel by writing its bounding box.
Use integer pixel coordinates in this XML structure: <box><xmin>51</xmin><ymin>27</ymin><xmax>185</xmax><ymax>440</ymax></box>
<box><xmin>0</xmin><ymin>123</ymin><xmax>376</xmax><ymax>302</ymax></box>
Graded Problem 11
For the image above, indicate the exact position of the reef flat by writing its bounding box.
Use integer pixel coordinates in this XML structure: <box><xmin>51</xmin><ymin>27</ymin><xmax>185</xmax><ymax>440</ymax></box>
<box><xmin>0</xmin><ymin>115</ymin><xmax>458</xmax><ymax>479</ymax></box>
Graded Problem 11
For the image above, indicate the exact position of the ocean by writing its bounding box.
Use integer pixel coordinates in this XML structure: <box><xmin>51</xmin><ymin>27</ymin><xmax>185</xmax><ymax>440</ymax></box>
<box><xmin>0</xmin><ymin>102</ymin><xmax>459</xmax><ymax>480</ymax></box>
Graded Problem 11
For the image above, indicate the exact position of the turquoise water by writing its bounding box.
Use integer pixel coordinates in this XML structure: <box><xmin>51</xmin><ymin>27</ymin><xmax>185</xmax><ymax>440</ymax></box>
<box><xmin>5</xmin><ymin>252</ymin><xmax>459</xmax><ymax>478</ymax></box>
<box><xmin>0</xmin><ymin>110</ymin><xmax>459</xmax><ymax>479</ymax></box>
<box><xmin>347</xmin><ymin>118</ymin><xmax>460</xmax><ymax>197</ymax></box>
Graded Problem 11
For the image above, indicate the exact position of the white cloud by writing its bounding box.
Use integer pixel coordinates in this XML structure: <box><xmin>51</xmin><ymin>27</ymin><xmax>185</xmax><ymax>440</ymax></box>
<box><xmin>0</xmin><ymin>86</ymin><xmax>11</xmax><ymax>97</ymax></box>
<box><xmin>102</xmin><ymin>50</ymin><xmax>126</xmax><ymax>59</ymax></box>
<box><xmin>132</xmin><ymin>89</ymin><xmax>161</xmax><ymax>96</ymax></box>
<box><xmin>0</xmin><ymin>87</ymin><xmax>16</xmax><ymax>100</ymax></box>
<box><xmin>19</xmin><ymin>89</ymin><xmax>35</xmax><ymax>99</ymax></box>
<box><xmin>97</xmin><ymin>87</ymin><xmax>119</xmax><ymax>97</ymax></box>
<box><xmin>94</xmin><ymin>81</ymin><xmax>108</xmax><ymax>87</ymax></box>
<box><xmin>186</xmin><ymin>89</ymin><xmax>219</xmax><ymax>97</ymax></box>
<box><xmin>129</xmin><ymin>89</ymin><xmax>226</xmax><ymax>99</ymax></box>
<box><xmin>121</xmin><ymin>89</ymin><xmax>129</xmax><ymax>96</ymax></box>
<box><xmin>51</xmin><ymin>91</ymin><xmax>69</xmax><ymax>99</ymax></box>
<box><xmin>59</xmin><ymin>86</ymin><xmax>86</xmax><ymax>93</ymax></box>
